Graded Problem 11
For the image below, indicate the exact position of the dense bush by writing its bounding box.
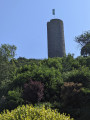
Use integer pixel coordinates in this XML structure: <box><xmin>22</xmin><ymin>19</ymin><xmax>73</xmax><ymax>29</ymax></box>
<box><xmin>41</xmin><ymin>57</ymin><xmax>62</xmax><ymax>71</ymax></box>
<box><xmin>12</xmin><ymin>64</ymin><xmax>63</xmax><ymax>101</ymax></box>
<box><xmin>0</xmin><ymin>52</ymin><xmax>90</xmax><ymax>120</ymax></box>
<box><xmin>0</xmin><ymin>57</ymin><xmax>17</xmax><ymax>98</ymax></box>
<box><xmin>61</xmin><ymin>82</ymin><xmax>83</xmax><ymax>107</ymax></box>
<box><xmin>62</xmin><ymin>67</ymin><xmax>90</xmax><ymax>88</ymax></box>
<box><xmin>76</xmin><ymin>56</ymin><xmax>90</xmax><ymax>68</ymax></box>
<box><xmin>23</xmin><ymin>80</ymin><xmax>44</xmax><ymax>104</ymax></box>
<box><xmin>0</xmin><ymin>88</ymin><xmax>23</xmax><ymax>112</ymax></box>
<box><xmin>16</xmin><ymin>57</ymin><xmax>41</xmax><ymax>67</ymax></box>
<box><xmin>61</xmin><ymin>54</ymin><xmax>81</xmax><ymax>72</ymax></box>
<box><xmin>6</xmin><ymin>89</ymin><xmax>24</xmax><ymax>110</ymax></box>
<box><xmin>0</xmin><ymin>105</ymin><xmax>74</xmax><ymax>120</ymax></box>
<box><xmin>77</xmin><ymin>101</ymin><xmax>90</xmax><ymax>120</ymax></box>
<box><xmin>12</xmin><ymin>64</ymin><xmax>62</xmax><ymax>85</ymax></box>
<box><xmin>60</xmin><ymin>82</ymin><xmax>83</xmax><ymax>119</ymax></box>
<box><xmin>60</xmin><ymin>82</ymin><xmax>90</xmax><ymax>119</ymax></box>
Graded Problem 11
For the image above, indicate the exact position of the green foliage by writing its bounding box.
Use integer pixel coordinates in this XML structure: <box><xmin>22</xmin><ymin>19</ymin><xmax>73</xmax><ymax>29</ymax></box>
<box><xmin>76</xmin><ymin>56</ymin><xmax>90</xmax><ymax>68</ymax></box>
<box><xmin>35</xmin><ymin>102</ymin><xmax>62</xmax><ymax>111</ymax></box>
<box><xmin>0</xmin><ymin>44</ymin><xmax>17</xmax><ymax>98</ymax></box>
<box><xmin>81</xmin><ymin>42</ymin><xmax>90</xmax><ymax>56</ymax></box>
<box><xmin>81</xmin><ymin>88</ymin><xmax>90</xmax><ymax>94</ymax></box>
<box><xmin>0</xmin><ymin>44</ymin><xmax>16</xmax><ymax>61</ymax></box>
<box><xmin>15</xmin><ymin>57</ymin><xmax>41</xmax><ymax>67</ymax></box>
<box><xmin>0</xmin><ymin>88</ymin><xmax>23</xmax><ymax>112</ymax></box>
<box><xmin>31</xmin><ymin>65</ymin><xmax>63</xmax><ymax>88</ymax></box>
<box><xmin>60</xmin><ymin>82</ymin><xmax>90</xmax><ymax>119</ymax></box>
<box><xmin>62</xmin><ymin>67</ymin><xmax>90</xmax><ymax>88</ymax></box>
<box><xmin>41</xmin><ymin>57</ymin><xmax>62</xmax><ymax>71</ymax></box>
<box><xmin>62</xmin><ymin>54</ymin><xmax>81</xmax><ymax>72</ymax></box>
<box><xmin>75</xmin><ymin>31</ymin><xmax>90</xmax><ymax>46</ymax></box>
<box><xmin>0</xmin><ymin>44</ymin><xmax>90</xmax><ymax>120</ymax></box>
<box><xmin>60</xmin><ymin>82</ymin><xmax>84</xmax><ymax>119</ymax></box>
<box><xmin>0</xmin><ymin>59</ymin><xmax>17</xmax><ymax>98</ymax></box>
<box><xmin>0</xmin><ymin>105</ymin><xmax>74</xmax><ymax>120</ymax></box>
<box><xmin>11</xmin><ymin>62</ymin><xmax>63</xmax><ymax>101</ymax></box>
<box><xmin>75</xmin><ymin>31</ymin><xmax>90</xmax><ymax>56</ymax></box>
<box><xmin>8</xmin><ymin>89</ymin><xmax>23</xmax><ymax>102</ymax></box>
<box><xmin>6</xmin><ymin>89</ymin><xmax>23</xmax><ymax>109</ymax></box>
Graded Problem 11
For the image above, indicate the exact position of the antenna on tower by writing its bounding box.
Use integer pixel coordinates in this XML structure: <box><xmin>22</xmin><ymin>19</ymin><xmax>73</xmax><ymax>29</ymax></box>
<box><xmin>52</xmin><ymin>9</ymin><xmax>55</xmax><ymax>18</ymax></box>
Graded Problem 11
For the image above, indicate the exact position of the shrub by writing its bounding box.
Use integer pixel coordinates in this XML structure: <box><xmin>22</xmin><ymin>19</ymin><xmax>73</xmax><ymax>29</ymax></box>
<box><xmin>60</xmin><ymin>82</ymin><xmax>84</xmax><ymax>119</ymax></box>
<box><xmin>76</xmin><ymin>56</ymin><xmax>90</xmax><ymax>68</ymax></box>
<box><xmin>13</xmin><ymin>64</ymin><xmax>63</xmax><ymax>101</ymax></box>
<box><xmin>0</xmin><ymin>96</ymin><xmax>7</xmax><ymax>112</ymax></box>
<box><xmin>41</xmin><ymin>57</ymin><xmax>62</xmax><ymax>71</ymax></box>
<box><xmin>7</xmin><ymin>89</ymin><xmax>23</xmax><ymax>109</ymax></box>
<box><xmin>0</xmin><ymin>88</ymin><xmax>24</xmax><ymax>112</ymax></box>
<box><xmin>62</xmin><ymin>67</ymin><xmax>90</xmax><ymax>88</ymax></box>
<box><xmin>61</xmin><ymin>82</ymin><xmax>83</xmax><ymax>107</ymax></box>
<box><xmin>62</xmin><ymin>54</ymin><xmax>81</xmax><ymax>72</ymax></box>
<box><xmin>31</xmin><ymin>66</ymin><xmax>63</xmax><ymax>101</ymax></box>
<box><xmin>23</xmin><ymin>80</ymin><xmax>44</xmax><ymax>104</ymax></box>
<box><xmin>0</xmin><ymin>105</ymin><xmax>74</xmax><ymax>120</ymax></box>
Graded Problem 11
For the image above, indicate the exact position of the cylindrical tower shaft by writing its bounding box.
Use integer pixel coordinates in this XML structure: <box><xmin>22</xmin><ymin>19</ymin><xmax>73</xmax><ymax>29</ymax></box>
<box><xmin>47</xmin><ymin>19</ymin><xmax>65</xmax><ymax>58</ymax></box>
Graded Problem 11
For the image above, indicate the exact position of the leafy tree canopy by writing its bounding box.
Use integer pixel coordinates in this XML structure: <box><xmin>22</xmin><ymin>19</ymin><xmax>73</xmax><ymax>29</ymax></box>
<box><xmin>0</xmin><ymin>44</ymin><xmax>17</xmax><ymax>61</ymax></box>
<box><xmin>75</xmin><ymin>31</ymin><xmax>90</xmax><ymax>56</ymax></box>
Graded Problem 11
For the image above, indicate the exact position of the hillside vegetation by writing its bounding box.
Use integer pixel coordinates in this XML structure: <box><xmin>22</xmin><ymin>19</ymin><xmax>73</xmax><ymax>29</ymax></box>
<box><xmin>0</xmin><ymin>105</ymin><xmax>74</xmax><ymax>120</ymax></box>
<box><xmin>0</xmin><ymin>45</ymin><xmax>90</xmax><ymax>120</ymax></box>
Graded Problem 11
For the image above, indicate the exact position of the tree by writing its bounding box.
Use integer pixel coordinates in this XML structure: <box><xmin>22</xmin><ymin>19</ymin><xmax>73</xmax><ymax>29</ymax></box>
<box><xmin>0</xmin><ymin>44</ymin><xmax>17</xmax><ymax>61</ymax></box>
<box><xmin>81</xmin><ymin>42</ymin><xmax>90</xmax><ymax>56</ymax></box>
<box><xmin>75</xmin><ymin>31</ymin><xmax>90</xmax><ymax>56</ymax></box>
<box><xmin>23</xmin><ymin>80</ymin><xmax>44</xmax><ymax>104</ymax></box>
<box><xmin>0</xmin><ymin>44</ymin><xmax>17</xmax><ymax>98</ymax></box>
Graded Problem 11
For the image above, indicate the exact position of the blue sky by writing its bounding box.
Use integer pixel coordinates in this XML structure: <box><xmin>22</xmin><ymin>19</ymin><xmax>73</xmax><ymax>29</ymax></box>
<box><xmin>0</xmin><ymin>0</ymin><xmax>90</xmax><ymax>59</ymax></box>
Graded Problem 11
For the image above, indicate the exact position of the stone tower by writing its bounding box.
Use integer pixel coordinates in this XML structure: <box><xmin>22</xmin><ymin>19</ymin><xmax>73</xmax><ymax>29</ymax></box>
<box><xmin>47</xmin><ymin>19</ymin><xmax>65</xmax><ymax>58</ymax></box>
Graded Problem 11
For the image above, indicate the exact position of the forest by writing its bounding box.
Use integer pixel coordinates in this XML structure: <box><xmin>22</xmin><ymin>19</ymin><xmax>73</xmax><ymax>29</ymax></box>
<box><xmin>0</xmin><ymin>32</ymin><xmax>90</xmax><ymax>120</ymax></box>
